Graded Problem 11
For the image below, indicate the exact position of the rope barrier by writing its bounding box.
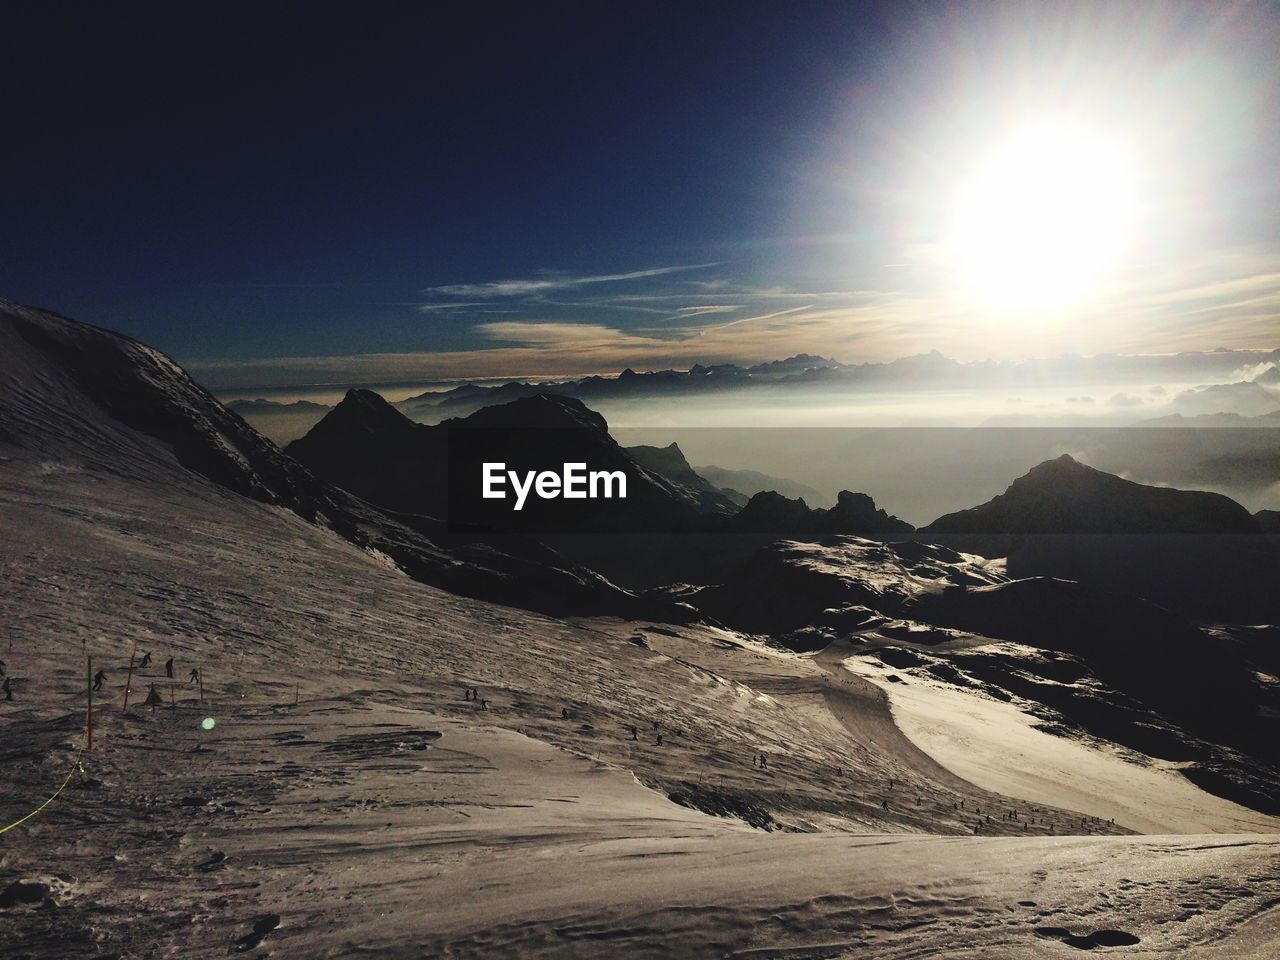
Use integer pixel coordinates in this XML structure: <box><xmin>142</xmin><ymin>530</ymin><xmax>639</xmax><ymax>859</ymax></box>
<box><xmin>0</xmin><ymin>749</ymin><xmax>85</xmax><ymax>836</ymax></box>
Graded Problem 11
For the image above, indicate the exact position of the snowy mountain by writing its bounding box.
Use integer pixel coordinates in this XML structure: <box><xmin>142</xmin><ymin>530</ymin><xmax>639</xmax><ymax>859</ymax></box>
<box><xmin>380</xmin><ymin>347</ymin><xmax>1280</xmax><ymax>424</ymax></box>
<box><xmin>0</xmin><ymin>300</ymin><xmax>681</xmax><ymax>620</ymax></box>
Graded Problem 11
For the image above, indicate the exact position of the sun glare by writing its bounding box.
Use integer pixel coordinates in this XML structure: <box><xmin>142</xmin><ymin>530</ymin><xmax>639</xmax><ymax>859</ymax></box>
<box><xmin>947</xmin><ymin>123</ymin><xmax>1138</xmax><ymax>312</ymax></box>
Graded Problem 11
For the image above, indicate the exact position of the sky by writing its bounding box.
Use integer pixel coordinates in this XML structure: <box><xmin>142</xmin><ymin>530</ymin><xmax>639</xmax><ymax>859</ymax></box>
<box><xmin>5</xmin><ymin>1</ymin><xmax>1279</xmax><ymax>390</ymax></box>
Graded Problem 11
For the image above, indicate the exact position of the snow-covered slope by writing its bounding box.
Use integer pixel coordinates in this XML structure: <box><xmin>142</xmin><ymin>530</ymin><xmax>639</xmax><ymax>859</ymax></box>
<box><xmin>3</xmin><ymin>456</ymin><xmax>1276</xmax><ymax>956</ymax></box>
<box><xmin>4</xmin><ymin>300</ymin><xmax>1278</xmax><ymax>958</ymax></box>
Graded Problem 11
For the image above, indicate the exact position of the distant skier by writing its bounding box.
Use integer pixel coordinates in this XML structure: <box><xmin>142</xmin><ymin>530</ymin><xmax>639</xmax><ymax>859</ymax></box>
<box><xmin>140</xmin><ymin>652</ymin><xmax>152</xmax><ymax>669</ymax></box>
<box><xmin>93</xmin><ymin>669</ymin><xmax>107</xmax><ymax>691</ymax></box>
<box><xmin>759</xmin><ymin>753</ymin><xmax>767</xmax><ymax>770</ymax></box>
<box><xmin>464</xmin><ymin>687</ymin><xmax>472</xmax><ymax>701</ymax></box>
<box><xmin>561</xmin><ymin>707</ymin><xmax>570</xmax><ymax>720</ymax></box>
<box><xmin>655</xmin><ymin>733</ymin><xmax>663</xmax><ymax>746</ymax></box>
<box><xmin>628</xmin><ymin>724</ymin><xmax>637</xmax><ymax>740</ymax></box>
<box><xmin>165</xmin><ymin>657</ymin><xmax>175</xmax><ymax>679</ymax></box>
<box><xmin>188</xmin><ymin>668</ymin><xmax>199</xmax><ymax>684</ymax></box>
<box><xmin>0</xmin><ymin>658</ymin><xmax>6</xmax><ymax>676</ymax></box>
<box><xmin>2</xmin><ymin>676</ymin><xmax>12</xmax><ymax>701</ymax></box>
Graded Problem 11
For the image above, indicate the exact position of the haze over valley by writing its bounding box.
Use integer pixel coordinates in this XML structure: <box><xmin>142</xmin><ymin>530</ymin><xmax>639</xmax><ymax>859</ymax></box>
<box><xmin>229</xmin><ymin>348</ymin><xmax>1280</xmax><ymax>522</ymax></box>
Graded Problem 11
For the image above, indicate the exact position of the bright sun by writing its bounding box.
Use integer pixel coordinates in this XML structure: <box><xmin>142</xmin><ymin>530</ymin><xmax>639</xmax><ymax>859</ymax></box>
<box><xmin>947</xmin><ymin>124</ymin><xmax>1137</xmax><ymax>311</ymax></box>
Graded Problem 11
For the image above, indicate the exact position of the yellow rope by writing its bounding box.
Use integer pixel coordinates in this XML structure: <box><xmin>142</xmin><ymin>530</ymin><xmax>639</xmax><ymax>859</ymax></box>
<box><xmin>0</xmin><ymin>749</ymin><xmax>84</xmax><ymax>836</ymax></box>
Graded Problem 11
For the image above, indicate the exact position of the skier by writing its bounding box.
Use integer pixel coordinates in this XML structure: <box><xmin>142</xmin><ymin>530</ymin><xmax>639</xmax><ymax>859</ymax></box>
<box><xmin>2</xmin><ymin>676</ymin><xmax>12</xmax><ymax>701</ymax></box>
<box><xmin>140</xmin><ymin>652</ymin><xmax>152</xmax><ymax>669</ymax></box>
<box><xmin>188</xmin><ymin>668</ymin><xmax>200</xmax><ymax>684</ymax></box>
<box><xmin>165</xmin><ymin>657</ymin><xmax>175</xmax><ymax>679</ymax></box>
<box><xmin>93</xmin><ymin>669</ymin><xmax>107</xmax><ymax>691</ymax></box>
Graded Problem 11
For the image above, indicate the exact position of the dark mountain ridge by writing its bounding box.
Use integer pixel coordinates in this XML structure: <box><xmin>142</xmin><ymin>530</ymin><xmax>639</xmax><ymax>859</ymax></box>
<box><xmin>624</xmin><ymin>442</ymin><xmax>741</xmax><ymax>515</ymax></box>
<box><xmin>0</xmin><ymin>300</ymin><xmax>687</xmax><ymax>621</ymax></box>
<box><xmin>725</xmin><ymin>489</ymin><xmax>914</xmax><ymax>536</ymax></box>
<box><xmin>287</xmin><ymin>390</ymin><xmax>723</xmax><ymax>535</ymax></box>
<box><xmin>921</xmin><ymin>454</ymin><xmax>1277</xmax><ymax>621</ymax></box>
<box><xmin>924</xmin><ymin>454</ymin><xmax>1260</xmax><ymax>536</ymax></box>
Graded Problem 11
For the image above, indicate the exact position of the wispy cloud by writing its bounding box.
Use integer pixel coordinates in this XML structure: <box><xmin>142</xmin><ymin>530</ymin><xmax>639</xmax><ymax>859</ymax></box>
<box><xmin>671</xmin><ymin>305</ymin><xmax>740</xmax><ymax>316</ymax></box>
<box><xmin>421</xmin><ymin>262</ymin><xmax>721</xmax><ymax>300</ymax></box>
<box><xmin>696</xmin><ymin>305</ymin><xmax>814</xmax><ymax>333</ymax></box>
<box><xmin>415</xmin><ymin>301</ymin><xmax>495</xmax><ymax>312</ymax></box>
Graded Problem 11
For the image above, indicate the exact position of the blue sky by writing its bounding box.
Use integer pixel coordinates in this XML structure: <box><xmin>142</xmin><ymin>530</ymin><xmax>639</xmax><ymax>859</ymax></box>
<box><xmin>6</xmin><ymin>2</ymin><xmax>1278</xmax><ymax>389</ymax></box>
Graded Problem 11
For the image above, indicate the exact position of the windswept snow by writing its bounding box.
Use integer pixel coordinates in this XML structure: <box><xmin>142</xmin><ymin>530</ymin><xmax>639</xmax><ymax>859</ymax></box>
<box><xmin>842</xmin><ymin>649</ymin><xmax>1279</xmax><ymax>834</ymax></box>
